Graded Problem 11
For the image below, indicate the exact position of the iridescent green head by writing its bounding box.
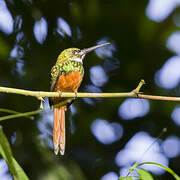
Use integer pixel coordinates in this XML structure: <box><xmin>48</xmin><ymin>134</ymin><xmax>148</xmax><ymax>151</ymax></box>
<box><xmin>56</xmin><ymin>42</ymin><xmax>110</xmax><ymax>64</ymax></box>
<box><xmin>57</xmin><ymin>48</ymin><xmax>82</xmax><ymax>64</ymax></box>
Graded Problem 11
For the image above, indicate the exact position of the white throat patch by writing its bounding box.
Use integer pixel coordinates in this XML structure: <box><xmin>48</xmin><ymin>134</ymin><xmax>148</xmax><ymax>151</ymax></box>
<box><xmin>70</xmin><ymin>58</ymin><xmax>83</xmax><ymax>63</ymax></box>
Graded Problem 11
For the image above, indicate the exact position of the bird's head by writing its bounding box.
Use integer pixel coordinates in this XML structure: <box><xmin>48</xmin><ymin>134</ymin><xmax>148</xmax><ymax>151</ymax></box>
<box><xmin>57</xmin><ymin>42</ymin><xmax>110</xmax><ymax>64</ymax></box>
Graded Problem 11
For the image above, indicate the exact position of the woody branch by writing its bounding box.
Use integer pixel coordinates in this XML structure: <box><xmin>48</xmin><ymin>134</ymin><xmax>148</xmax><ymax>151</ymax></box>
<box><xmin>0</xmin><ymin>79</ymin><xmax>180</xmax><ymax>102</ymax></box>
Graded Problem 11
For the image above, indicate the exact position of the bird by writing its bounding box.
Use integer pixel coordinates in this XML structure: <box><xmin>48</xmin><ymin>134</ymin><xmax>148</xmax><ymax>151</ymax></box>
<box><xmin>49</xmin><ymin>42</ymin><xmax>110</xmax><ymax>155</ymax></box>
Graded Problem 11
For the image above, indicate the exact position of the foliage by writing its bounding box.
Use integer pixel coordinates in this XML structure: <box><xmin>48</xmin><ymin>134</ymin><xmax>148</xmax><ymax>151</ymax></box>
<box><xmin>119</xmin><ymin>161</ymin><xmax>180</xmax><ymax>180</ymax></box>
<box><xmin>0</xmin><ymin>126</ymin><xmax>29</xmax><ymax>180</ymax></box>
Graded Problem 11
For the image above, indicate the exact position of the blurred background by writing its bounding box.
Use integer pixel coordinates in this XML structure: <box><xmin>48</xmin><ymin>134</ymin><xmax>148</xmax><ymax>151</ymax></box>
<box><xmin>0</xmin><ymin>0</ymin><xmax>180</xmax><ymax>179</ymax></box>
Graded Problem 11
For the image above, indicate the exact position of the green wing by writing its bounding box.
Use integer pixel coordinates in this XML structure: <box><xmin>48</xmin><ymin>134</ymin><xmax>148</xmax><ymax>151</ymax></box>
<box><xmin>49</xmin><ymin>65</ymin><xmax>61</xmax><ymax>107</ymax></box>
<box><xmin>50</xmin><ymin>65</ymin><xmax>61</xmax><ymax>92</ymax></box>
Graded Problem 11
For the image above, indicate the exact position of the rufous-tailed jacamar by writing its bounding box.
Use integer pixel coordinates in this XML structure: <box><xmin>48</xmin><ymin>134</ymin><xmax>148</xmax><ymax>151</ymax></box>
<box><xmin>50</xmin><ymin>42</ymin><xmax>110</xmax><ymax>155</ymax></box>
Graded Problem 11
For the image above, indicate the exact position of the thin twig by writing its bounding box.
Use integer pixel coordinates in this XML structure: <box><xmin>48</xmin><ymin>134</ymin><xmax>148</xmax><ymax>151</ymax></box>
<box><xmin>0</xmin><ymin>110</ymin><xmax>42</xmax><ymax>122</ymax></box>
<box><xmin>0</xmin><ymin>108</ymin><xmax>34</xmax><ymax>120</ymax></box>
<box><xmin>138</xmin><ymin>94</ymin><xmax>180</xmax><ymax>102</ymax></box>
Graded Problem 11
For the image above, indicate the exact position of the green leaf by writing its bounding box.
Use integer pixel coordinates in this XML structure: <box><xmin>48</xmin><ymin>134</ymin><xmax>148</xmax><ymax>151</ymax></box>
<box><xmin>138</xmin><ymin>162</ymin><xmax>180</xmax><ymax>180</ymax></box>
<box><xmin>0</xmin><ymin>125</ymin><xmax>29</xmax><ymax>180</ymax></box>
<box><xmin>137</xmin><ymin>169</ymin><xmax>154</xmax><ymax>180</ymax></box>
<box><xmin>119</xmin><ymin>177</ymin><xmax>134</xmax><ymax>180</ymax></box>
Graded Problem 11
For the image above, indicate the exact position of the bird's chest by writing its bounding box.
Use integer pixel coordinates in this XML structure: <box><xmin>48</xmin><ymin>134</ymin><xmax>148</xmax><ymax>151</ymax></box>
<box><xmin>59</xmin><ymin>60</ymin><xmax>84</xmax><ymax>76</ymax></box>
<box><xmin>55</xmin><ymin>61</ymin><xmax>84</xmax><ymax>92</ymax></box>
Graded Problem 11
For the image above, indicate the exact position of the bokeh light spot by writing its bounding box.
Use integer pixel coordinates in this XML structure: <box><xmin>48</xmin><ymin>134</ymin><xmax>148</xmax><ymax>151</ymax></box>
<box><xmin>146</xmin><ymin>0</ymin><xmax>179</xmax><ymax>22</ymax></box>
<box><xmin>101</xmin><ymin>172</ymin><xmax>119</xmax><ymax>180</ymax></box>
<box><xmin>90</xmin><ymin>65</ymin><xmax>109</xmax><ymax>87</ymax></box>
<box><xmin>14</xmin><ymin>15</ymin><xmax>22</xmax><ymax>32</ymax></box>
<box><xmin>103</xmin><ymin>59</ymin><xmax>120</xmax><ymax>73</ymax></box>
<box><xmin>95</xmin><ymin>38</ymin><xmax>116</xmax><ymax>58</ymax></box>
<box><xmin>16</xmin><ymin>61</ymin><xmax>25</xmax><ymax>76</ymax></box>
<box><xmin>155</xmin><ymin>56</ymin><xmax>180</xmax><ymax>89</ymax></box>
<box><xmin>162</xmin><ymin>136</ymin><xmax>180</xmax><ymax>158</ymax></box>
<box><xmin>85</xmin><ymin>84</ymin><xmax>102</xmax><ymax>93</ymax></box>
<box><xmin>16</xmin><ymin>32</ymin><xmax>25</xmax><ymax>43</ymax></box>
<box><xmin>0</xmin><ymin>0</ymin><xmax>13</xmax><ymax>34</ymax></box>
<box><xmin>33</xmin><ymin>17</ymin><xmax>48</xmax><ymax>44</ymax></box>
<box><xmin>10</xmin><ymin>46</ymin><xmax>18</xmax><ymax>58</ymax></box>
<box><xmin>167</xmin><ymin>31</ymin><xmax>180</xmax><ymax>55</ymax></box>
<box><xmin>70</xmin><ymin>104</ymin><xmax>77</xmax><ymax>115</ymax></box>
<box><xmin>91</xmin><ymin>119</ymin><xmax>123</xmax><ymax>144</ymax></box>
<box><xmin>171</xmin><ymin>106</ymin><xmax>180</xmax><ymax>126</ymax></box>
<box><xmin>37</xmin><ymin>98</ymin><xmax>54</xmax><ymax>149</ymax></box>
<box><xmin>83</xmin><ymin>85</ymin><xmax>102</xmax><ymax>105</ymax></box>
<box><xmin>10</xmin><ymin>45</ymin><xmax>24</xmax><ymax>59</ymax></box>
<box><xmin>57</xmin><ymin>17</ymin><xmax>72</xmax><ymax>37</ymax></box>
<box><xmin>11</xmin><ymin>132</ymin><xmax>16</xmax><ymax>144</ymax></box>
<box><xmin>118</xmin><ymin>98</ymin><xmax>150</xmax><ymax>120</ymax></box>
<box><xmin>82</xmin><ymin>98</ymin><xmax>95</xmax><ymax>106</ymax></box>
<box><xmin>0</xmin><ymin>159</ymin><xmax>12</xmax><ymax>180</ymax></box>
<box><xmin>115</xmin><ymin>132</ymin><xmax>168</xmax><ymax>175</ymax></box>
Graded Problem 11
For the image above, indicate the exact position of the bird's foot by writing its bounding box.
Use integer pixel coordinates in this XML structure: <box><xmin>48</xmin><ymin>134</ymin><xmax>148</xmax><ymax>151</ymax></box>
<box><xmin>58</xmin><ymin>91</ymin><xmax>62</xmax><ymax>97</ymax></box>
<box><xmin>74</xmin><ymin>91</ymin><xmax>78</xmax><ymax>100</ymax></box>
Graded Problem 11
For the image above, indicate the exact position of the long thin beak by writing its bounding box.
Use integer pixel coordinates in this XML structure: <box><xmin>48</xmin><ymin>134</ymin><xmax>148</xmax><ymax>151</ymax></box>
<box><xmin>80</xmin><ymin>42</ymin><xmax>110</xmax><ymax>55</ymax></box>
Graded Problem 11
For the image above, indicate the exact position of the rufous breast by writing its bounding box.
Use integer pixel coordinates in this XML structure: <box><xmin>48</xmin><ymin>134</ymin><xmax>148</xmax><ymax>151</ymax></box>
<box><xmin>55</xmin><ymin>71</ymin><xmax>83</xmax><ymax>93</ymax></box>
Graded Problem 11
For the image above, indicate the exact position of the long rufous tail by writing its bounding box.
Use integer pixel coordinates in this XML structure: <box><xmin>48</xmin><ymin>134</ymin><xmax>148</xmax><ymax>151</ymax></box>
<box><xmin>53</xmin><ymin>106</ymin><xmax>66</xmax><ymax>155</ymax></box>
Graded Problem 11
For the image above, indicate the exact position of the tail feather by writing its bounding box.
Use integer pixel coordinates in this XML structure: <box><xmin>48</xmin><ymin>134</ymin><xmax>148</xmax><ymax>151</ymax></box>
<box><xmin>53</xmin><ymin>106</ymin><xmax>66</xmax><ymax>155</ymax></box>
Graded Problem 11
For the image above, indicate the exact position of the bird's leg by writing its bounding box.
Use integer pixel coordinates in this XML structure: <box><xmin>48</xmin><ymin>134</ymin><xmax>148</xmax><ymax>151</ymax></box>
<box><xmin>74</xmin><ymin>90</ymin><xmax>78</xmax><ymax>100</ymax></box>
<box><xmin>58</xmin><ymin>90</ymin><xmax>62</xmax><ymax>98</ymax></box>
